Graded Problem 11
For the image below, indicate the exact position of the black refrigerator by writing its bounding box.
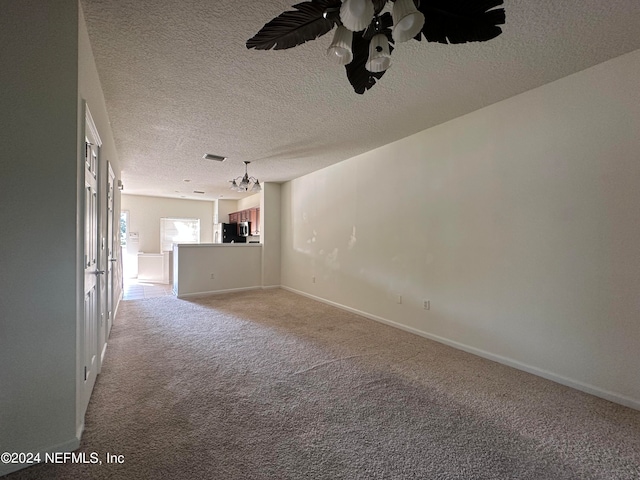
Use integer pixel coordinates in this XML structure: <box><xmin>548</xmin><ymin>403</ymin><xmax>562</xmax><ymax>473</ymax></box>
<box><xmin>221</xmin><ymin>223</ymin><xmax>246</xmax><ymax>243</ymax></box>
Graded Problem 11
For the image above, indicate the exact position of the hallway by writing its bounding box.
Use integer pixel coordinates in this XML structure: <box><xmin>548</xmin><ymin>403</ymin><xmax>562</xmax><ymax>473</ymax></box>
<box><xmin>122</xmin><ymin>279</ymin><xmax>173</xmax><ymax>300</ymax></box>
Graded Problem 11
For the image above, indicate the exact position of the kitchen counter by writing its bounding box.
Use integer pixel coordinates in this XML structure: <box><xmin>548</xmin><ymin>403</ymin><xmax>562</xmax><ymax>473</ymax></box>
<box><xmin>176</xmin><ymin>243</ymin><xmax>262</xmax><ymax>248</ymax></box>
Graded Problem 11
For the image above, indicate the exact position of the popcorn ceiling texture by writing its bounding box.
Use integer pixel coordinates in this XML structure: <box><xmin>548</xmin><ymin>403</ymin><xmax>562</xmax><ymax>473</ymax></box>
<box><xmin>79</xmin><ymin>0</ymin><xmax>640</xmax><ymax>200</ymax></box>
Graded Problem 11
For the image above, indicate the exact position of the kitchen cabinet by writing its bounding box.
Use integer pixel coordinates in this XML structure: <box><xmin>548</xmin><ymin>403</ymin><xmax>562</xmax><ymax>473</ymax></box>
<box><xmin>228</xmin><ymin>207</ymin><xmax>260</xmax><ymax>235</ymax></box>
<box><xmin>250</xmin><ymin>208</ymin><xmax>260</xmax><ymax>235</ymax></box>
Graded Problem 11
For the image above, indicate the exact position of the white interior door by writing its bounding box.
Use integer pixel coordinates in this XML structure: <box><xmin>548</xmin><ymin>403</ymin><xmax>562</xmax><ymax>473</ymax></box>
<box><xmin>82</xmin><ymin>107</ymin><xmax>102</xmax><ymax>411</ymax></box>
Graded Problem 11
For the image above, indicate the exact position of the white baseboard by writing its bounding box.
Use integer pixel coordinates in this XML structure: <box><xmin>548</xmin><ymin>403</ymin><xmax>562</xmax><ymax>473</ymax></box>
<box><xmin>76</xmin><ymin>421</ymin><xmax>84</xmax><ymax>442</ymax></box>
<box><xmin>281</xmin><ymin>286</ymin><xmax>640</xmax><ymax>411</ymax></box>
<box><xmin>113</xmin><ymin>289</ymin><xmax>123</xmax><ymax>320</ymax></box>
<box><xmin>100</xmin><ymin>341</ymin><xmax>108</xmax><ymax>365</ymax></box>
<box><xmin>0</xmin><ymin>435</ymin><xmax>81</xmax><ymax>476</ymax></box>
<box><xmin>177</xmin><ymin>285</ymin><xmax>263</xmax><ymax>299</ymax></box>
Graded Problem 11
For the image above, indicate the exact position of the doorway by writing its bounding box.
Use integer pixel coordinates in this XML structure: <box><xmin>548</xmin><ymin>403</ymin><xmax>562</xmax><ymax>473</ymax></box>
<box><xmin>81</xmin><ymin>106</ymin><xmax>101</xmax><ymax>415</ymax></box>
<box><xmin>105</xmin><ymin>163</ymin><xmax>116</xmax><ymax>347</ymax></box>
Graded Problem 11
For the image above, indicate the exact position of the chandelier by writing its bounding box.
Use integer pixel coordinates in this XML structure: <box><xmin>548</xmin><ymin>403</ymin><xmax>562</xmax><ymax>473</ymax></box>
<box><xmin>247</xmin><ymin>0</ymin><xmax>505</xmax><ymax>94</ymax></box>
<box><xmin>230</xmin><ymin>161</ymin><xmax>262</xmax><ymax>192</ymax></box>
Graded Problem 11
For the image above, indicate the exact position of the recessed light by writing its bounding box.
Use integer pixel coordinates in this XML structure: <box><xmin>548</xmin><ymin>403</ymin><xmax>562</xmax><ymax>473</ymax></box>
<box><xmin>183</xmin><ymin>179</ymin><xmax>191</xmax><ymax>183</ymax></box>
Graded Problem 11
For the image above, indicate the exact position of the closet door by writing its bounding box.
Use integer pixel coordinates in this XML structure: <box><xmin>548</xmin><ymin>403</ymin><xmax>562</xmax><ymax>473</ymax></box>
<box><xmin>81</xmin><ymin>105</ymin><xmax>102</xmax><ymax>415</ymax></box>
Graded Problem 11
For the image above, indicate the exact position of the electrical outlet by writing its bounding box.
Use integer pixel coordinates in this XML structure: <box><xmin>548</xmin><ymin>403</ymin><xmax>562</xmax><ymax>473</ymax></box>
<box><xmin>423</xmin><ymin>300</ymin><xmax>430</xmax><ymax>310</ymax></box>
<box><xmin>397</xmin><ymin>295</ymin><xmax>402</xmax><ymax>304</ymax></box>
<box><xmin>312</xmin><ymin>276</ymin><xmax>316</xmax><ymax>283</ymax></box>
<box><xmin>210</xmin><ymin>273</ymin><xmax>215</xmax><ymax>279</ymax></box>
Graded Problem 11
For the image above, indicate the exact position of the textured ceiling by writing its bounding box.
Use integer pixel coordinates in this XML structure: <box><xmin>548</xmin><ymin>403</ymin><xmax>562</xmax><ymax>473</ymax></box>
<box><xmin>80</xmin><ymin>0</ymin><xmax>640</xmax><ymax>201</ymax></box>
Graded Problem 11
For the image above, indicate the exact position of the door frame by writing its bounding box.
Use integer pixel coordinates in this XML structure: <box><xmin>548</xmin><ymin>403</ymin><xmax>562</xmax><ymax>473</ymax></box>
<box><xmin>78</xmin><ymin>102</ymin><xmax>102</xmax><ymax>423</ymax></box>
<box><xmin>105</xmin><ymin>162</ymin><xmax>116</xmax><ymax>348</ymax></box>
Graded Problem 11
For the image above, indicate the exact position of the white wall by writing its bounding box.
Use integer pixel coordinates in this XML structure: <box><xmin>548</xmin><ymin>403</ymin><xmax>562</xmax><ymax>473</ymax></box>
<box><xmin>0</xmin><ymin>1</ymin><xmax>121</xmax><ymax>475</ymax></box>
<box><xmin>77</xmin><ymin>1</ymin><xmax>123</xmax><ymax>428</ymax></box>
<box><xmin>121</xmin><ymin>194</ymin><xmax>215</xmax><ymax>253</ymax></box>
<box><xmin>174</xmin><ymin>245</ymin><xmax>263</xmax><ymax>296</ymax></box>
<box><xmin>237</xmin><ymin>193</ymin><xmax>261</xmax><ymax>211</ymax></box>
<box><xmin>217</xmin><ymin>199</ymin><xmax>238</xmax><ymax>225</ymax></box>
<box><xmin>281</xmin><ymin>49</ymin><xmax>640</xmax><ymax>409</ymax></box>
<box><xmin>261</xmin><ymin>183</ymin><xmax>281</xmax><ymax>287</ymax></box>
<box><xmin>0</xmin><ymin>4</ymin><xmax>78</xmax><ymax>471</ymax></box>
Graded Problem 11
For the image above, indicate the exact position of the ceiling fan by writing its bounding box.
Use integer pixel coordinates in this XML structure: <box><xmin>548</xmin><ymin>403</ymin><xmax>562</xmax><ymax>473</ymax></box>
<box><xmin>247</xmin><ymin>0</ymin><xmax>505</xmax><ymax>94</ymax></box>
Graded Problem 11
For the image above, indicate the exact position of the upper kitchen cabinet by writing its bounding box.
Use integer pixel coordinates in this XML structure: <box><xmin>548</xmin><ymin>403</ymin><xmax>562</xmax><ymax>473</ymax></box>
<box><xmin>250</xmin><ymin>208</ymin><xmax>260</xmax><ymax>235</ymax></box>
<box><xmin>228</xmin><ymin>207</ymin><xmax>260</xmax><ymax>235</ymax></box>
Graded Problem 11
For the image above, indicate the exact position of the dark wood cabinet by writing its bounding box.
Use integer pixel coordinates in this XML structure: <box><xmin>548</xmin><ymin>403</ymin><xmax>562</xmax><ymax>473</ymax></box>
<box><xmin>249</xmin><ymin>208</ymin><xmax>260</xmax><ymax>235</ymax></box>
<box><xmin>228</xmin><ymin>207</ymin><xmax>260</xmax><ymax>235</ymax></box>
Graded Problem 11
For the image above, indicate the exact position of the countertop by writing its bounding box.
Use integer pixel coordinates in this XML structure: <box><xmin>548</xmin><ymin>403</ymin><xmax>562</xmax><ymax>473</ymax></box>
<box><xmin>174</xmin><ymin>243</ymin><xmax>262</xmax><ymax>248</ymax></box>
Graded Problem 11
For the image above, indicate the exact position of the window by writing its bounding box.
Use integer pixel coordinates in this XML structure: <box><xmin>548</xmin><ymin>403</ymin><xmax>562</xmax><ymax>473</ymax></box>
<box><xmin>120</xmin><ymin>210</ymin><xmax>129</xmax><ymax>247</ymax></box>
<box><xmin>160</xmin><ymin>217</ymin><xmax>200</xmax><ymax>252</ymax></box>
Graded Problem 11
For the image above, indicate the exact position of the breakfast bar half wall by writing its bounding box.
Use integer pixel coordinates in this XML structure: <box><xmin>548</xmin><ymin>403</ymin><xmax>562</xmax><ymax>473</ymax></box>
<box><xmin>173</xmin><ymin>243</ymin><xmax>263</xmax><ymax>297</ymax></box>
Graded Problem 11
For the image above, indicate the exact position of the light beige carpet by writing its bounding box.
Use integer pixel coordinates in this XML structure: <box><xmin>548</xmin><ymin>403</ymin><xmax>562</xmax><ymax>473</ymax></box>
<box><xmin>6</xmin><ymin>289</ymin><xmax>640</xmax><ymax>479</ymax></box>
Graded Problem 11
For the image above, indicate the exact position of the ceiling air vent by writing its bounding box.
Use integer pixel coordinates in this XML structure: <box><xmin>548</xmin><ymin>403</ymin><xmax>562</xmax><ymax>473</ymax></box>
<box><xmin>202</xmin><ymin>153</ymin><xmax>227</xmax><ymax>162</ymax></box>
<box><xmin>193</xmin><ymin>190</ymin><xmax>205</xmax><ymax>194</ymax></box>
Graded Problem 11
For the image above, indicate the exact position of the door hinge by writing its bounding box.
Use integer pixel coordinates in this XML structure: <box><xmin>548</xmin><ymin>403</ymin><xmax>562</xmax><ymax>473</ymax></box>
<box><xmin>84</xmin><ymin>366</ymin><xmax>87</xmax><ymax>381</ymax></box>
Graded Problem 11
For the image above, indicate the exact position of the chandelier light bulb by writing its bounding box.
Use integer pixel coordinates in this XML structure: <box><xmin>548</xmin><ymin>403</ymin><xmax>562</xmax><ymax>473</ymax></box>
<box><xmin>366</xmin><ymin>34</ymin><xmax>391</xmax><ymax>73</ymax></box>
<box><xmin>327</xmin><ymin>26</ymin><xmax>354</xmax><ymax>65</ymax></box>
<box><xmin>392</xmin><ymin>0</ymin><xmax>425</xmax><ymax>43</ymax></box>
<box><xmin>340</xmin><ymin>0</ymin><xmax>375</xmax><ymax>32</ymax></box>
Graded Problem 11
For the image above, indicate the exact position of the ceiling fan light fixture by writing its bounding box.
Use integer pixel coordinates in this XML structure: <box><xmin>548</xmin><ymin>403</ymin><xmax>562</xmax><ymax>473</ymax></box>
<box><xmin>392</xmin><ymin>0</ymin><xmax>425</xmax><ymax>43</ymax></box>
<box><xmin>366</xmin><ymin>33</ymin><xmax>391</xmax><ymax>72</ymax></box>
<box><xmin>327</xmin><ymin>26</ymin><xmax>353</xmax><ymax>65</ymax></box>
<box><xmin>340</xmin><ymin>0</ymin><xmax>375</xmax><ymax>32</ymax></box>
<box><xmin>247</xmin><ymin>0</ymin><xmax>505</xmax><ymax>93</ymax></box>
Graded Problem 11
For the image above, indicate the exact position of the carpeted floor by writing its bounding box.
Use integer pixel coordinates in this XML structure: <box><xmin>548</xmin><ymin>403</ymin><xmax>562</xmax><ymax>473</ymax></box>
<box><xmin>5</xmin><ymin>289</ymin><xmax>640</xmax><ymax>479</ymax></box>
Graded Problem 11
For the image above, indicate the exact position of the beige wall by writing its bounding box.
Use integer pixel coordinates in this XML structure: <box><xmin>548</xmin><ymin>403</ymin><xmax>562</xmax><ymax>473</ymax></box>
<box><xmin>261</xmin><ymin>183</ymin><xmax>281</xmax><ymax>287</ymax></box>
<box><xmin>237</xmin><ymin>193</ymin><xmax>261</xmax><ymax>211</ymax></box>
<box><xmin>121</xmin><ymin>194</ymin><xmax>215</xmax><ymax>254</ymax></box>
<box><xmin>281</xmin><ymin>49</ymin><xmax>640</xmax><ymax>409</ymax></box>
<box><xmin>216</xmin><ymin>199</ymin><xmax>238</xmax><ymax>225</ymax></box>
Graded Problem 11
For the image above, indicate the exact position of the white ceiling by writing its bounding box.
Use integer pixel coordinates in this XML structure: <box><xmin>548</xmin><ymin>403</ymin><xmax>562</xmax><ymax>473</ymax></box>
<box><xmin>80</xmin><ymin>0</ymin><xmax>640</xmax><ymax>201</ymax></box>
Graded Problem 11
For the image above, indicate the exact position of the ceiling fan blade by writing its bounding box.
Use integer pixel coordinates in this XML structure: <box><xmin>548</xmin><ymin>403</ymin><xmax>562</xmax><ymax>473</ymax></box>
<box><xmin>246</xmin><ymin>0</ymin><xmax>341</xmax><ymax>50</ymax></box>
<box><xmin>345</xmin><ymin>31</ymin><xmax>387</xmax><ymax>94</ymax></box>
<box><xmin>416</xmin><ymin>0</ymin><xmax>505</xmax><ymax>44</ymax></box>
